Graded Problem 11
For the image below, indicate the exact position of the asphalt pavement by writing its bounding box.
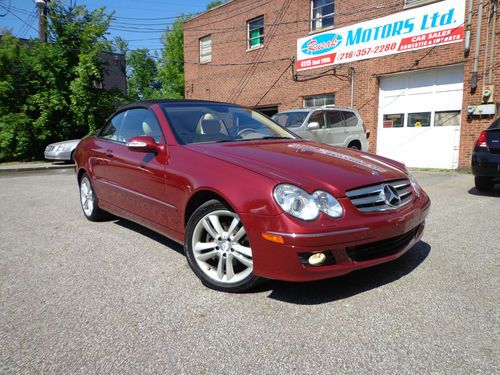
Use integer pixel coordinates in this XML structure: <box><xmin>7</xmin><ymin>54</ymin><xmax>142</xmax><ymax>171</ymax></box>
<box><xmin>0</xmin><ymin>169</ymin><xmax>498</xmax><ymax>374</ymax></box>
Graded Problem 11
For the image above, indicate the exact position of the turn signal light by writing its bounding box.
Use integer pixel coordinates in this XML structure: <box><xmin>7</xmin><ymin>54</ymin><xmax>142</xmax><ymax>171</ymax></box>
<box><xmin>475</xmin><ymin>130</ymin><xmax>488</xmax><ymax>149</ymax></box>
<box><xmin>261</xmin><ymin>232</ymin><xmax>284</xmax><ymax>244</ymax></box>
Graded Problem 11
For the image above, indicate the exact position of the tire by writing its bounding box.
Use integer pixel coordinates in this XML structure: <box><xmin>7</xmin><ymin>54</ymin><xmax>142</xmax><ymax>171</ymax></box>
<box><xmin>185</xmin><ymin>200</ymin><xmax>261</xmax><ymax>293</ymax></box>
<box><xmin>474</xmin><ymin>176</ymin><xmax>494</xmax><ymax>192</ymax></box>
<box><xmin>79</xmin><ymin>173</ymin><xmax>109</xmax><ymax>221</ymax></box>
<box><xmin>348</xmin><ymin>142</ymin><xmax>361</xmax><ymax>150</ymax></box>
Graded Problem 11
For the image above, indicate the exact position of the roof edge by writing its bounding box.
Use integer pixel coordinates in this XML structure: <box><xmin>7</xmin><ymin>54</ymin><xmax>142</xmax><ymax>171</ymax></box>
<box><xmin>185</xmin><ymin>0</ymin><xmax>236</xmax><ymax>24</ymax></box>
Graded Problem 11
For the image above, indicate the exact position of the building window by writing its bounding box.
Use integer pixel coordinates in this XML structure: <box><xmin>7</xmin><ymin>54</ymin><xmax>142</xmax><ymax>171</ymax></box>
<box><xmin>248</xmin><ymin>16</ymin><xmax>264</xmax><ymax>50</ymax></box>
<box><xmin>311</xmin><ymin>0</ymin><xmax>334</xmax><ymax>32</ymax></box>
<box><xmin>434</xmin><ymin>111</ymin><xmax>461</xmax><ymax>127</ymax></box>
<box><xmin>304</xmin><ymin>93</ymin><xmax>335</xmax><ymax>107</ymax></box>
<box><xmin>199</xmin><ymin>35</ymin><xmax>212</xmax><ymax>63</ymax></box>
<box><xmin>383</xmin><ymin>114</ymin><xmax>404</xmax><ymax>128</ymax></box>
<box><xmin>408</xmin><ymin>112</ymin><xmax>431</xmax><ymax>127</ymax></box>
<box><xmin>404</xmin><ymin>0</ymin><xmax>440</xmax><ymax>8</ymax></box>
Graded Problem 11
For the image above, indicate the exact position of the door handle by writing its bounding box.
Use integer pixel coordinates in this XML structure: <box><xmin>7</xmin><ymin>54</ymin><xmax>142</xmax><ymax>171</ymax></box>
<box><xmin>106</xmin><ymin>150</ymin><xmax>114</xmax><ymax>158</ymax></box>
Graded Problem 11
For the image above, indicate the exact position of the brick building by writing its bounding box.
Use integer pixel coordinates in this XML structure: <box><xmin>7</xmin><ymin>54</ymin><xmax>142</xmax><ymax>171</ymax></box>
<box><xmin>184</xmin><ymin>0</ymin><xmax>499</xmax><ymax>169</ymax></box>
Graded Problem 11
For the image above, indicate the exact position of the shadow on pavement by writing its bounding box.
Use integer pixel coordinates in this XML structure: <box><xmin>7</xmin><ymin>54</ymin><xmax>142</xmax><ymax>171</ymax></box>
<box><xmin>261</xmin><ymin>241</ymin><xmax>431</xmax><ymax>305</ymax></box>
<box><xmin>467</xmin><ymin>185</ymin><xmax>500</xmax><ymax>197</ymax></box>
<box><xmin>114</xmin><ymin>218</ymin><xmax>185</xmax><ymax>256</ymax></box>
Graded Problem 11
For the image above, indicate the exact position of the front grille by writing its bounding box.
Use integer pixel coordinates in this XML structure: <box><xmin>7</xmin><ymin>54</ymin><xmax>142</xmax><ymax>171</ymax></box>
<box><xmin>346</xmin><ymin>179</ymin><xmax>413</xmax><ymax>213</ymax></box>
<box><xmin>45</xmin><ymin>146</ymin><xmax>54</xmax><ymax>152</ymax></box>
<box><xmin>346</xmin><ymin>226</ymin><xmax>419</xmax><ymax>262</ymax></box>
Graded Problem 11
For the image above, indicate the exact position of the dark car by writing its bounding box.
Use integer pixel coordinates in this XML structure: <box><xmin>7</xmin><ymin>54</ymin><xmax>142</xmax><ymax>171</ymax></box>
<box><xmin>471</xmin><ymin>117</ymin><xmax>500</xmax><ymax>192</ymax></box>
<box><xmin>75</xmin><ymin>100</ymin><xmax>430</xmax><ymax>293</ymax></box>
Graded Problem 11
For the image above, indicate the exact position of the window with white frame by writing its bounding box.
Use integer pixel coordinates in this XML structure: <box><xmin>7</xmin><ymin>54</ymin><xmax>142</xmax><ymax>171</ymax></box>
<box><xmin>304</xmin><ymin>93</ymin><xmax>335</xmax><ymax>107</ymax></box>
<box><xmin>247</xmin><ymin>16</ymin><xmax>264</xmax><ymax>49</ymax></box>
<box><xmin>199</xmin><ymin>35</ymin><xmax>212</xmax><ymax>63</ymax></box>
<box><xmin>404</xmin><ymin>0</ymin><xmax>440</xmax><ymax>7</ymax></box>
<box><xmin>311</xmin><ymin>0</ymin><xmax>334</xmax><ymax>32</ymax></box>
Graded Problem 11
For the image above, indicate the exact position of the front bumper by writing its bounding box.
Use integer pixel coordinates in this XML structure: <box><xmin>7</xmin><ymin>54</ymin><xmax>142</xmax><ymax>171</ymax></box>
<box><xmin>241</xmin><ymin>193</ymin><xmax>430</xmax><ymax>282</ymax></box>
<box><xmin>44</xmin><ymin>150</ymin><xmax>72</xmax><ymax>161</ymax></box>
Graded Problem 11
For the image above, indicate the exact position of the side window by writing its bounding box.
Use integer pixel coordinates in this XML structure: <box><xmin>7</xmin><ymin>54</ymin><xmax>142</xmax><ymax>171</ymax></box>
<box><xmin>308</xmin><ymin>111</ymin><xmax>326</xmax><ymax>129</ymax></box>
<box><xmin>343</xmin><ymin>111</ymin><xmax>358</xmax><ymax>127</ymax></box>
<box><xmin>118</xmin><ymin>109</ymin><xmax>163</xmax><ymax>144</ymax></box>
<box><xmin>100</xmin><ymin>112</ymin><xmax>125</xmax><ymax>141</ymax></box>
<box><xmin>326</xmin><ymin>111</ymin><xmax>344</xmax><ymax>128</ymax></box>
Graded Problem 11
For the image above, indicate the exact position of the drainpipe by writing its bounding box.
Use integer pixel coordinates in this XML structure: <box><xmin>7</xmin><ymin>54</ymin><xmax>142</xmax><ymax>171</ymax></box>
<box><xmin>350</xmin><ymin>67</ymin><xmax>355</xmax><ymax>108</ymax></box>
<box><xmin>465</xmin><ymin>0</ymin><xmax>474</xmax><ymax>56</ymax></box>
<box><xmin>488</xmin><ymin>0</ymin><xmax>497</xmax><ymax>85</ymax></box>
<box><xmin>471</xmin><ymin>0</ymin><xmax>484</xmax><ymax>92</ymax></box>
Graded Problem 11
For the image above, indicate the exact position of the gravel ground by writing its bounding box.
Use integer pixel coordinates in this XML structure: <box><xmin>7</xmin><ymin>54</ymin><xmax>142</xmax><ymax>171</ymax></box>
<box><xmin>0</xmin><ymin>169</ymin><xmax>498</xmax><ymax>374</ymax></box>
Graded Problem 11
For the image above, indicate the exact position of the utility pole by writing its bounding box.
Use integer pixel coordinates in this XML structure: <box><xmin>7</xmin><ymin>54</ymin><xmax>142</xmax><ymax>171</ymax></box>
<box><xmin>35</xmin><ymin>0</ymin><xmax>47</xmax><ymax>42</ymax></box>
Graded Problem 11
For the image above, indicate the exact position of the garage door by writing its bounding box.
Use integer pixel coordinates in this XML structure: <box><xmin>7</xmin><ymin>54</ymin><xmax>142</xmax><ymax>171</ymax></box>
<box><xmin>376</xmin><ymin>65</ymin><xmax>464</xmax><ymax>169</ymax></box>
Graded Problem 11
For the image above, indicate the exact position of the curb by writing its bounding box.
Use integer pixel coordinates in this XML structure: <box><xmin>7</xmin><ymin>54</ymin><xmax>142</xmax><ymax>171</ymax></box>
<box><xmin>0</xmin><ymin>164</ymin><xmax>75</xmax><ymax>173</ymax></box>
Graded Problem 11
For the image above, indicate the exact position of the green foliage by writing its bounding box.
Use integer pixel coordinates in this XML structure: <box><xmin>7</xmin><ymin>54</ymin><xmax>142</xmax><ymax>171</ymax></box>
<box><xmin>157</xmin><ymin>16</ymin><xmax>188</xmax><ymax>99</ymax></box>
<box><xmin>207</xmin><ymin>0</ymin><xmax>228</xmax><ymax>10</ymax></box>
<box><xmin>127</xmin><ymin>49</ymin><xmax>162</xmax><ymax>100</ymax></box>
<box><xmin>0</xmin><ymin>1</ymin><xmax>123</xmax><ymax>161</ymax></box>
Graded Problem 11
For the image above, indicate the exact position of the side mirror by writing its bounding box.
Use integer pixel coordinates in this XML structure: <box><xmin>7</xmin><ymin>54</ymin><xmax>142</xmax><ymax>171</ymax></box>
<box><xmin>307</xmin><ymin>122</ymin><xmax>320</xmax><ymax>130</ymax></box>
<box><xmin>126</xmin><ymin>136</ymin><xmax>161</xmax><ymax>153</ymax></box>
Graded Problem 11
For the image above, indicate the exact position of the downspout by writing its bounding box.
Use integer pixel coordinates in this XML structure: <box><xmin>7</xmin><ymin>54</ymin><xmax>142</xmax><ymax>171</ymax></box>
<box><xmin>350</xmin><ymin>67</ymin><xmax>355</xmax><ymax>108</ymax></box>
<box><xmin>465</xmin><ymin>0</ymin><xmax>475</xmax><ymax>56</ymax></box>
<box><xmin>488</xmin><ymin>0</ymin><xmax>498</xmax><ymax>86</ymax></box>
<box><xmin>471</xmin><ymin>0</ymin><xmax>484</xmax><ymax>92</ymax></box>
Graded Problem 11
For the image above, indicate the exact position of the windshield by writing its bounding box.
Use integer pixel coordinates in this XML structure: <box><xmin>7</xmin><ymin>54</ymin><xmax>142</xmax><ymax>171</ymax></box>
<box><xmin>272</xmin><ymin>112</ymin><xmax>308</xmax><ymax>128</ymax></box>
<box><xmin>160</xmin><ymin>103</ymin><xmax>296</xmax><ymax>144</ymax></box>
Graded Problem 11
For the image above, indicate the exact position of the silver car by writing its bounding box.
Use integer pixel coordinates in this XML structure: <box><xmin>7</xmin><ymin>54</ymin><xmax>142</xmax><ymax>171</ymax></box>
<box><xmin>272</xmin><ymin>106</ymin><xmax>369</xmax><ymax>151</ymax></box>
<box><xmin>44</xmin><ymin>139</ymin><xmax>80</xmax><ymax>162</ymax></box>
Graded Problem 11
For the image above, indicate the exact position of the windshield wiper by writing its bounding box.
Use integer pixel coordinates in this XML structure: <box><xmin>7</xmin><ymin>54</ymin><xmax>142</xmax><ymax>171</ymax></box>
<box><xmin>261</xmin><ymin>136</ymin><xmax>292</xmax><ymax>140</ymax></box>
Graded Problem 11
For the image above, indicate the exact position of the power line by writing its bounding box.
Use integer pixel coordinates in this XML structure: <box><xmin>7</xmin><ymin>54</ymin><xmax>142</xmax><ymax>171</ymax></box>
<box><xmin>0</xmin><ymin>0</ymin><xmax>11</xmax><ymax>17</ymax></box>
<box><xmin>2</xmin><ymin>6</ymin><xmax>39</xmax><ymax>35</ymax></box>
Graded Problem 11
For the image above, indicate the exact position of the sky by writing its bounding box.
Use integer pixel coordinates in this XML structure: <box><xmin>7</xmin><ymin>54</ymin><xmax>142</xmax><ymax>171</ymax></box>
<box><xmin>0</xmin><ymin>0</ymin><xmax>211</xmax><ymax>51</ymax></box>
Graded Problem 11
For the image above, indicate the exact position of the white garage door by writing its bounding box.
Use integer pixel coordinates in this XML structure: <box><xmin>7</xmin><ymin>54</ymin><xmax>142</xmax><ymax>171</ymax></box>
<box><xmin>376</xmin><ymin>65</ymin><xmax>464</xmax><ymax>169</ymax></box>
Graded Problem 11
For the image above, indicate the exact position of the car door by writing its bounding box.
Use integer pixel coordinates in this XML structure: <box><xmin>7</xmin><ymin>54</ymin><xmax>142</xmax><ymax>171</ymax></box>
<box><xmin>99</xmin><ymin>108</ymin><xmax>172</xmax><ymax>228</ymax></box>
<box><xmin>306</xmin><ymin>110</ymin><xmax>329</xmax><ymax>143</ymax></box>
<box><xmin>342</xmin><ymin>110</ymin><xmax>361</xmax><ymax>146</ymax></box>
<box><xmin>325</xmin><ymin>110</ymin><xmax>346</xmax><ymax>146</ymax></box>
<box><xmin>90</xmin><ymin>111</ymin><xmax>126</xmax><ymax>205</ymax></box>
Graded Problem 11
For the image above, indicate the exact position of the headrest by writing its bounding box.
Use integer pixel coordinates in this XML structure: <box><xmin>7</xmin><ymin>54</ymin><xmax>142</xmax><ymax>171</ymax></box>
<box><xmin>201</xmin><ymin>119</ymin><xmax>221</xmax><ymax>135</ymax></box>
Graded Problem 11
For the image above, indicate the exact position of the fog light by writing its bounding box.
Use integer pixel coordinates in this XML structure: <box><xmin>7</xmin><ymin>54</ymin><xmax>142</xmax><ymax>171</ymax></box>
<box><xmin>308</xmin><ymin>252</ymin><xmax>327</xmax><ymax>266</ymax></box>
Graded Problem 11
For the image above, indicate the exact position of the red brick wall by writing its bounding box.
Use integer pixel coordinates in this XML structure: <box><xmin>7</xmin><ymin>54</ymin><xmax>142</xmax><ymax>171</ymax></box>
<box><xmin>184</xmin><ymin>0</ymin><xmax>499</xmax><ymax>169</ymax></box>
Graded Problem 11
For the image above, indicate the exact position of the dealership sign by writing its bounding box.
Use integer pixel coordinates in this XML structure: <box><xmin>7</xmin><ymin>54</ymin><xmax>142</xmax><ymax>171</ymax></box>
<box><xmin>296</xmin><ymin>0</ymin><xmax>465</xmax><ymax>71</ymax></box>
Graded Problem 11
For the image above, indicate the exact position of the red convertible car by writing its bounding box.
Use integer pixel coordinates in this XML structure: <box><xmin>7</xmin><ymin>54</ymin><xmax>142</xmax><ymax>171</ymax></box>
<box><xmin>75</xmin><ymin>100</ymin><xmax>430</xmax><ymax>292</ymax></box>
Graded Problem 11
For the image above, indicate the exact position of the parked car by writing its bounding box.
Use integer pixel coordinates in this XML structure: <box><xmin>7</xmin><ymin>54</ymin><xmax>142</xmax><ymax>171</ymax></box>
<box><xmin>44</xmin><ymin>139</ymin><xmax>80</xmax><ymax>162</ymax></box>
<box><xmin>471</xmin><ymin>116</ymin><xmax>500</xmax><ymax>192</ymax></box>
<box><xmin>75</xmin><ymin>100</ymin><xmax>430</xmax><ymax>293</ymax></box>
<box><xmin>272</xmin><ymin>106</ymin><xmax>369</xmax><ymax>151</ymax></box>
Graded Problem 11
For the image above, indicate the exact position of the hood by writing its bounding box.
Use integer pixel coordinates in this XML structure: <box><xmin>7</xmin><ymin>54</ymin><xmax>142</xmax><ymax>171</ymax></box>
<box><xmin>187</xmin><ymin>140</ymin><xmax>407</xmax><ymax>196</ymax></box>
<box><xmin>48</xmin><ymin>139</ymin><xmax>80</xmax><ymax>147</ymax></box>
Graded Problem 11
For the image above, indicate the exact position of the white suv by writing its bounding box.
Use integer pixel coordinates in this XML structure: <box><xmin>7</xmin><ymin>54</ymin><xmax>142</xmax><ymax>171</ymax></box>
<box><xmin>272</xmin><ymin>106</ymin><xmax>369</xmax><ymax>151</ymax></box>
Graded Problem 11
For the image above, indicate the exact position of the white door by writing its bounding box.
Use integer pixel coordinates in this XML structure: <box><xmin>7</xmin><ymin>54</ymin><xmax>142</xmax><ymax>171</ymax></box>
<box><xmin>376</xmin><ymin>65</ymin><xmax>464</xmax><ymax>169</ymax></box>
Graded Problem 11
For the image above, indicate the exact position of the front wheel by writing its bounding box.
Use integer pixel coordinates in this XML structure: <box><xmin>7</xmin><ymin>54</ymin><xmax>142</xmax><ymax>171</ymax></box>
<box><xmin>185</xmin><ymin>200</ymin><xmax>260</xmax><ymax>292</ymax></box>
<box><xmin>79</xmin><ymin>173</ymin><xmax>109</xmax><ymax>221</ymax></box>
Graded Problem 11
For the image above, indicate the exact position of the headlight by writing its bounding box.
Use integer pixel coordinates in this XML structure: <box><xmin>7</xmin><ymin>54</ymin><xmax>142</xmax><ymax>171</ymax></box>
<box><xmin>273</xmin><ymin>184</ymin><xmax>343</xmax><ymax>221</ymax></box>
<box><xmin>408</xmin><ymin>173</ymin><xmax>422</xmax><ymax>197</ymax></box>
<box><xmin>55</xmin><ymin>145</ymin><xmax>66</xmax><ymax>152</ymax></box>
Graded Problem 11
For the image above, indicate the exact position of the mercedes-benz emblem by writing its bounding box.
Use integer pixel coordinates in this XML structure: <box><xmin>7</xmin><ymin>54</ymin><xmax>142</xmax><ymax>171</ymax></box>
<box><xmin>382</xmin><ymin>184</ymin><xmax>401</xmax><ymax>207</ymax></box>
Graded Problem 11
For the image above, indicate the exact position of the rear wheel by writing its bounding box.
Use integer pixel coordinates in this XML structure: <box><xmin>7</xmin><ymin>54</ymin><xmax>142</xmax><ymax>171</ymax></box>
<box><xmin>474</xmin><ymin>176</ymin><xmax>494</xmax><ymax>192</ymax></box>
<box><xmin>348</xmin><ymin>142</ymin><xmax>361</xmax><ymax>150</ymax></box>
<box><xmin>79</xmin><ymin>173</ymin><xmax>109</xmax><ymax>221</ymax></box>
<box><xmin>185</xmin><ymin>200</ymin><xmax>260</xmax><ymax>292</ymax></box>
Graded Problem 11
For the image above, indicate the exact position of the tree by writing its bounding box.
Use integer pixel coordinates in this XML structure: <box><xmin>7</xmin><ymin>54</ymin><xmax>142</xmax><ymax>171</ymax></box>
<box><xmin>0</xmin><ymin>0</ymin><xmax>123</xmax><ymax>161</ymax></box>
<box><xmin>127</xmin><ymin>49</ymin><xmax>161</xmax><ymax>100</ymax></box>
<box><xmin>157</xmin><ymin>15</ymin><xmax>188</xmax><ymax>99</ymax></box>
<box><xmin>207</xmin><ymin>0</ymin><xmax>228</xmax><ymax>9</ymax></box>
